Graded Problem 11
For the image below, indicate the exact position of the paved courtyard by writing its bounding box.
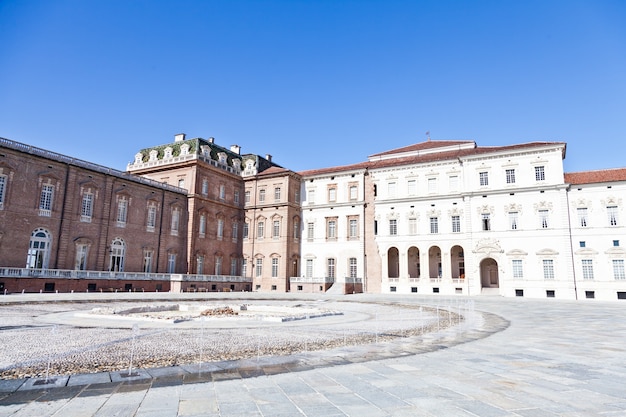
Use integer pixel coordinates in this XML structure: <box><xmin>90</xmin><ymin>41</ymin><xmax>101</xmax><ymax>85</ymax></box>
<box><xmin>1</xmin><ymin>292</ymin><xmax>625</xmax><ymax>416</ymax></box>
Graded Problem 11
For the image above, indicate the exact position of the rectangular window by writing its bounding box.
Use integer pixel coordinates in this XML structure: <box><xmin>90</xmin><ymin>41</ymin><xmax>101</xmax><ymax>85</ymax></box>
<box><xmin>582</xmin><ymin>259</ymin><xmax>594</xmax><ymax>280</ymax></box>
<box><xmin>308</xmin><ymin>189</ymin><xmax>315</xmax><ymax>205</ymax></box>
<box><xmin>580</xmin><ymin>241</ymin><xmax>586</xmax><ymax>247</ymax></box>
<box><xmin>613</xmin><ymin>259</ymin><xmax>625</xmax><ymax>280</ymax></box>
<box><xmin>295</xmin><ymin>189</ymin><xmax>300</xmax><ymax>203</ymax></box>
<box><xmin>452</xmin><ymin>215</ymin><xmax>461</xmax><ymax>233</ymax></box>
<box><xmin>75</xmin><ymin>244</ymin><xmax>88</xmax><ymax>270</ymax></box>
<box><xmin>328</xmin><ymin>187</ymin><xmax>337</xmax><ymax>202</ymax></box>
<box><xmin>147</xmin><ymin>205</ymin><xmax>157</xmax><ymax>231</ymax></box>
<box><xmin>215</xmin><ymin>256</ymin><xmax>222</xmax><ymax>275</ymax></box>
<box><xmin>449</xmin><ymin>175</ymin><xmax>459</xmax><ymax>192</ymax></box>
<box><xmin>307</xmin><ymin>222</ymin><xmax>314</xmax><ymax>240</ymax></box>
<box><xmin>293</xmin><ymin>219</ymin><xmax>300</xmax><ymax>239</ymax></box>
<box><xmin>509</xmin><ymin>212</ymin><xmax>518</xmax><ymax>230</ymax></box>
<box><xmin>0</xmin><ymin>175</ymin><xmax>6</xmax><ymax>209</ymax></box>
<box><xmin>241</xmin><ymin>259</ymin><xmax>247</xmax><ymax>277</ymax></box>
<box><xmin>234</xmin><ymin>190</ymin><xmax>240</xmax><ymax>204</ymax></box>
<box><xmin>389</xmin><ymin>219</ymin><xmax>397</xmax><ymax>235</ymax></box>
<box><xmin>232</xmin><ymin>222</ymin><xmax>238</xmax><ymax>242</ymax></box>
<box><xmin>259</xmin><ymin>189</ymin><xmax>266</xmax><ymax>202</ymax></box>
<box><xmin>271</xmin><ymin>258</ymin><xmax>279</xmax><ymax>277</ymax></box>
<box><xmin>539</xmin><ymin>210</ymin><xmax>549</xmax><ymax>229</ymax></box>
<box><xmin>407</xmin><ymin>180</ymin><xmax>416</xmax><ymax>195</ymax></box>
<box><xmin>81</xmin><ymin>192</ymin><xmax>94</xmax><ymax>222</ymax></box>
<box><xmin>273</xmin><ymin>220</ymin><xmax>280</xmax><ymax>239</ymax></box>
<box><xmin>512</xmin><ymin>259</ymin><xmax>523</xmax><ymax>279</ymax></box>
<box><xmin>201</xmin><ymin>179</ymin><xmax>209</xmax><ymax>196</ymax></box>
<box><xmin>428</xmin><ymin>178</ymin><xmax>437</xmax><ymax>193</ymax></box>
<box><xmin>349</xmin><ymin>257</ymin><xmax>357</xmax><ymax>278</ymax></box>
<box><xmin>245</xmin><ymin>190</ymin><xmax>251</xmax><ymax>203</ymax></box>
<box><xmin>143</xmin><ymin>250</ymin><xmax>153</xmax><ymax>273</ymax></box>
<box><xmin>167</xmin><ymin>253</ymin><xmax>176</xmax><ymax>273</ymax></box>
<box><xmin>482</xmin><ymin>213</ymin><xmax>491</xmax><ymax>231</ymax></box>
<box><xmin>257</xmin><ymin>221</ymin><xmax>264</xmax><ymax>239</ymax></box>
<box><xmin>327</xmin><ymin>258</ymin><xmax>336</xmax><ymax>279</ymax></box>
<box><xmin>387</xmin><ymin>182</ymin><xmax>396</xmax><ymax>198</ymax></box>
<box><xmin>578</xmin><ymin>208</ymin><xmax>588</xmax><ymax>227</ymax></box>
<box><xmin>349</xmin><ymin>185</ymin><xmax>358</xmax><ymax>200</ymax></box>
<box><xmin>406</xmin><ymin>218</ymin><xmax>416</xmax><ymax>235</ymax></box>
<box><xmin>243</xmin><ymin>222</ymin><xmax>249</xmax><ymax>239</ymax></box>
<box><xmin>327</xmin><ymin>219</ymin><xmax>337</xmax><ymax>239</ymax></box>
<box><xmin>197</xmin><ymin>255</ymin><xmax>204</xmax><ymax>275</ymax></box>
<box><xmin>217</xmin><ymin>219</ymin><xmax>224</xmax><ymax>239</ymax></box>
<box><xmin>608</xmin><ymin>206</ymin><xmax>618</xmax><ymax>226</ymax></box>
<box><xmin>230</xmin><ymin>258</ymin><xmax>237</xmax><ymax>276</ymax></box>
<box><xmin>506</xmin><ymin>169</ymin><xmax>516</xmax><ymax>184</ymax></box>
<box><xmin>535</xmin><ymin>166</ymin><xmax>545</xmax><ymax>181</ymax></box>
<box><xmin>116</xmin><ymin>198</ymin><xmax>128</xmax><ymax>226</ymax></box>
<box><xmin>178</xmin><ymin>178</ymin><xmax>185</xmax><ymax>189</ymax></box>
<box><xmin>349</xmin><ymin>218</ymin><xmax>358</xmax><ymax>238</ymax></box>
<box><xmin>614</xmin><ymin>240</ymin><xmax>620</xmax><ymax>247</ymax></box>
<box><xmin>543</xmin><ymin>259</ymin><xmax>555</xmax><ymax>280</ymax></box>
<box><xmin>171</xmin><ymin>209</ymin><xmax>180</xmax><ymax>235</ymax></box>
<box><xmin>306</xmin><ymin>259</ymin><xmax>313</xmax><ymax>278</ymax></box>
<box><xmin>479</xmin><ymin>171</ymin><xmax>489</xmax><ymax>186</ymax></box>
<box><xmin>274</xmin><ymin>187</ymin><xmax>281</xmax><ymax>201</ymax></box>
<box><xmin>255</xmin><ymin>258</ymin><xmax>263</xmax><ymax>277</ymax></box>
<box><xmin>430</xmin><ymin>217</ymin><xmax>438</xmax><ymax>234</ymax></box>
<box><xmin>40</xmin><ymin>184</ymin><xmax>54</xmax><ymax>216</ymax></box>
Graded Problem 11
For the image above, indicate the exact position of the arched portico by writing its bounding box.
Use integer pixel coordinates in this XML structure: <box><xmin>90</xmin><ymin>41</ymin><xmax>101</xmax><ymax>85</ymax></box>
<box><xmin>387</xmin><ymin>247</ymin><xmax>399</xmax><ymax>278</ymax></box>
<box><xmin>428</xmin><ymin>246</ymin><xmax>442</xmax><ymax>278</ymax></box>
<box><xmin>407</xmin><ymin>246</ymin><xmax>420</xmax><ymax>278</ymax></box>
<box><xmin>450</xmin><ymin>245</ymin><xmax>465</xmax><ymax>279</ymax></box>
<box><xmin>480</xmin><ymin>258</ymin><xmax>499</xmax><ymax>288</ymax></box>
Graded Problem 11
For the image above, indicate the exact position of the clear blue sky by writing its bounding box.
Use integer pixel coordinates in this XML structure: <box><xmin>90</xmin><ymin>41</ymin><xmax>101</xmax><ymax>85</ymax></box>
<box><xmin>1</xmin><ymin>0</ymin><xmax>625</xmax><ymax>173</ymax></box>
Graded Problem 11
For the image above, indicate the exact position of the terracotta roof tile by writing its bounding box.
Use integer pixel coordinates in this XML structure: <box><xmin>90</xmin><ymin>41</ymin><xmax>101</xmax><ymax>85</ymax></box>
<box><xmin>298</xmin><ymin>141</ymin><xmax>566</xmax><ymax>177</ymax></box>
<box><xmin>565</xmin><ymin>168</ymin><xmax>626</xmax><ymax>185</ymax></box>
<box><xmin>369</xmin><ymin>140</ymin><xmax>475</xmax><ymax>157</ymax></box>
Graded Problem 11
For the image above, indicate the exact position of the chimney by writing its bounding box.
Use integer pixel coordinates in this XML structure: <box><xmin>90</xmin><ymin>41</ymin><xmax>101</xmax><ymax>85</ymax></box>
<box><xmin>174</xmin><ymin>133</ymin><xmax>186</xmax><ymax>142</ymax></box>
<box><xmin>265</xmin><ymin>154</ymin><xmax>272</xmax><ymax>162</ymax></box>
<box><xmin>230</xmin><ymin>144</ymin><xmax>241</xmax><ymax>155</ymax></box>
<box><xmin>208</xmin><ymin>137</ymin><xmax>215</xmax><ymax>144</ymax></box>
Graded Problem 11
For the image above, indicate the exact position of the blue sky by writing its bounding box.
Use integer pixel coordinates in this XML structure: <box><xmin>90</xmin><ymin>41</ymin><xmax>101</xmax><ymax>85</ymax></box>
<box><xmin>1</xmin><ymin>0</ymin><xmax>625</xmax><ymax>173</ymax></box>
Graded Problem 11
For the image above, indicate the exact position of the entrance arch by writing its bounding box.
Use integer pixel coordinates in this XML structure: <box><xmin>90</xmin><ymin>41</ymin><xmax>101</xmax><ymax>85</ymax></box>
<box><xmin>407</xmin><ymin>246</ymin><xmax>420</xmax><ymax>278</ymax></box>
<box><xmin>387</xmin><ymin>247</ymin><xmax>399</xmax><ymax>278</ymax></box>
<box><xmin>480</xmin><ymin>258</ymin><xmax>499</xmax><ymax>288</ymax></box>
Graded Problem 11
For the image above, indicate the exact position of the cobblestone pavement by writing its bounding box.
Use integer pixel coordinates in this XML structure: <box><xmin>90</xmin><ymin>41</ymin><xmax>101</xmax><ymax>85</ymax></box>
<box><xmin>1</xmin><ymin>292</ymin><xmax>625</xmax><ymax>416</ymax></box>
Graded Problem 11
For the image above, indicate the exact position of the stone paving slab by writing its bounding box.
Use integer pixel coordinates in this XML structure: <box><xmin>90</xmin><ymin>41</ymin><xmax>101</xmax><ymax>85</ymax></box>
<box><xmin>1</xmin><ymin>294</ymin><xmax>626</xmax><ymax>416</ymax></box>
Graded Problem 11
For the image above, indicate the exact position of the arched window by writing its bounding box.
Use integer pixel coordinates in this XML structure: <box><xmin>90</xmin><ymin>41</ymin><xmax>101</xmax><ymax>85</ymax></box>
<box><xmin>26</xmin><ymin>228</ymin><xmax>51</xmax><ymax>269</ymax></box>
<box><xmin>109</xmin><ymin>238</ymin><xmax>125</xmax><ymax>272</ymax></box>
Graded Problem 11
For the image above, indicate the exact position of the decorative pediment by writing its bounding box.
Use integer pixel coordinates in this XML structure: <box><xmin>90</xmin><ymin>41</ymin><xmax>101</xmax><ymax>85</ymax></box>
<box><xmin>149</xmin><ymin>149</ymin><xmax>159</xmax><ymax>161</ymax></box>
<box><xmin>601</xmin><ymin>196</ymin><xmax>622</xmax><ymax>207</ymax></box>
<box><xmin>605</xmin><ymin>247</ymin><xmax>626</xmax><ymax>258</ymax></box>
<box><xmin>534</xmin><ymin>201</ymin><xmax>553</xmax><ymax>212</ymax></box>
<box><xmin>426</xmin><ymin>208</ymin><xmax>441</xmax><ymax>217</ymax></box>
<box><xmin>575</xmin><ymin>198</ymin><xmax>589</xmax><ymax>208</ymax></box>
<box><xmin>477</xmin><ymin>205</ymin><xmax>494</xmax><ymax>215</ymax></box>
<box><xmin>473</xmin><ymin>238</ymin><xmax>503</xmax><ymax>255</ymax></box>
<box><xmin>180</xmin><ymin>143</ymin><xmax>190</xmax><ymax>155</ymax></box>
<box><xmin>575</xmin><ymin>248</ymin><xmax>598</xmax><ymax>256</ymax></box>
<box><xmin>504</xmin><ymin>203</ymin><xmax>522</xmax><ymax>213</ymax></box>
<box><xmin>536</xmin><ymin>248</ymin><xmax>559</xmax><ymax>256</ymax></box>
<box><xmin>163</xmin><ymin>146</ymin><xmax>173</xmax><ymax>159</ymax></box>
<box><xmin>448</xmin><ymin>207</ymin><xmax>463</xmax><ymax>216</ymax></box>
<box><xmin>406</xmin><ymin>210</ymin><xmax>419</xmax><ymax>219</ymax></box>
<box><xmin>506</xmin><ymin>249</ymin><xmax>528</xmax><ymax>257</ymax></box>
<box><xmin>386</xmin><ymin>212</ymin><xmax>399</xmax><ymax>220</ymax></box>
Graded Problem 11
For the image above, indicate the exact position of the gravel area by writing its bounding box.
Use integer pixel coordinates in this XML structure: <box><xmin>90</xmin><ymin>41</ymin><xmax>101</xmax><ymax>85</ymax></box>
<box><xmin>0</xmin><ymin>299</ymin><xmax>466</xmax><ymax>379</ymax></box>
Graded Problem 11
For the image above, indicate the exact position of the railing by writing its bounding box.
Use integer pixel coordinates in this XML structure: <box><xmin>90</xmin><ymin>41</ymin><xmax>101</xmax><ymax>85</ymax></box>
<box><xmin>289</xmin><ymin>276</ymin><xmax>335</xmax><ymax>284</ymax></box>
<box><xmin>0</xmin><ymin>268</ymin><xmax>250</xmax><ymax>283</ymax></box>
<box><xmin>0</xmin><ymin>137</ymin><xmax>187</xmax><ymax>194</ymax></box>
<box><xmin>127</xmin><ymin>152</ymin><xmax>241</xmax><ymax>175</ymax></box>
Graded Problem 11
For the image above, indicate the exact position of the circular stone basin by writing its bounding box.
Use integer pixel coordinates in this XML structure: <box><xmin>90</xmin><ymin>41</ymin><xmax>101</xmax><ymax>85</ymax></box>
<box><xmin>85</xmin><ymin>303</ymin><xmax>342</xmax><ymax>324</ymax></box>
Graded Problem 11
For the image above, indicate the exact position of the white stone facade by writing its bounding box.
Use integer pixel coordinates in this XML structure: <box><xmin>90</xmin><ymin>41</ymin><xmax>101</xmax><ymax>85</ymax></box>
<box><xmin>301</xmin><ymin>140</ymin><xmax>626</xmax><ymax>301</ymax></box>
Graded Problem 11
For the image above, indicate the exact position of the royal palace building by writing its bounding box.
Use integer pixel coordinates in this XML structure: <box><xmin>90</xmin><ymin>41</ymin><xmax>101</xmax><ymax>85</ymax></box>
<box><xmin>1</xmin><ymin>135</ymin><xmax>625</xmax><ymax>300</ymax></box>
